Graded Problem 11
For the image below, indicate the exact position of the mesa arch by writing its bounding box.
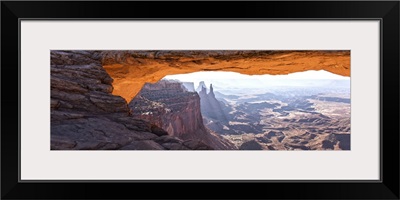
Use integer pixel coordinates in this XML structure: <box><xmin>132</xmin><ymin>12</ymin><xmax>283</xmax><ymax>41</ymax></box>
<box><xmin>100</xmin><ymin>50</ymin><xmax>350</xmax><ymax>102</ymax></box>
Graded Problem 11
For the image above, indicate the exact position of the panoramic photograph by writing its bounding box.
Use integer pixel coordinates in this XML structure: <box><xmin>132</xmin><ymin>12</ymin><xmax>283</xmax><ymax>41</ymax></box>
<box><xmin>51</xmin><ymin>50</ymin><xmax>350</xmax><ymax>150</ymax></box>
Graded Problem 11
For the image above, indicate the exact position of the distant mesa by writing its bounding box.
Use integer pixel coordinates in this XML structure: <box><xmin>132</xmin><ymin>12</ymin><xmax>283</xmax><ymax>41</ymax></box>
<box><xmin>50</xmin><ymin>50</ymin><xmax>351</xmax><ymax>151</ymax></box>
<box><xmin>196</xmin><ymin>81</ymin><xmax>207</xmax><ymax>92</ymax></box>
<box><xmin>181</xmin><ymin>82</ymin><xmax>195</xmax><ymax>92</ymax></box>
<box><xmin>197</xmin><ymin>82</ymin><xmax>229</xmax><ymax>123</ymax></box>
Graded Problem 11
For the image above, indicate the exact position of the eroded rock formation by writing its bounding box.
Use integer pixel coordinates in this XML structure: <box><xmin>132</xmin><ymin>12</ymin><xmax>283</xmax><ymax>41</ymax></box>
<box><xmin>198</xmin><ymin>84</ymin><xmax>229</xmax><ymax>123</ymax></box>
<box><xmin>50</xmin><ymin>50</ymin><xmax>350</xmax><ymax>150</ymax></box>
<box><xmin>129</xmin><ymin>80</ymin><xmax>236</xmax><ymax>150</ymax></box>
<box><xmin>51</xmin><ymin>51</ymin><xmax>216</xmax><ymax>150</ymax></box>
<box><xmin>93</xmin><ymin>50</ymin><xmax>348</xmax><ymax>102</ymax></box>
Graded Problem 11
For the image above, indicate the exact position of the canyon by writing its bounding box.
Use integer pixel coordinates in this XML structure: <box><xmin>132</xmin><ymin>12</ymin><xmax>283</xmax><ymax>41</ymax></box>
<box><xmin>194</xmin><ymin>81</ymin><xmax>351</xmax><ymax>150</ymax></box>
<box><xmin>51</xmin><ymin>51</ymin><xmax>223</xmax><ymax>150</ymax></box>
<box><xmin>128</xmin><ymin>80</ymin><xmax>235</xmax><ymax>150</ymax></box>
<box><xmin>51</xmin><ymin>50</ymin><xmax>350</xmax><ymax>150</ymax></box>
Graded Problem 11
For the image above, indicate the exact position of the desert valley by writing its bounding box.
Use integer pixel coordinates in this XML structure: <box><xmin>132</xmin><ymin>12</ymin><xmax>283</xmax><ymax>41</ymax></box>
<box><xmin>51</xmin><ymin>50</ymin><xmax>350</xmax><ymax>150</ymax></box>
<box><xmin>130</xmin><ymin>76</ymin><xmax>350</xmax><ymax>150</ymax></box>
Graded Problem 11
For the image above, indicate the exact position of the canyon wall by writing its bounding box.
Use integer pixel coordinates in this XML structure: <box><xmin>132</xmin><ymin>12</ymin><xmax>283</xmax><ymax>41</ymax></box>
<box><xmin>129</xmin><ymin>80</ymin><xmax>236</xmax><ymax>150</ymax></box>
<box><xmin>51</xmin><ymin>51</ymin><xmax>220</xmax><ymax>150</ymax></box>
<box><xmin>50</xmin><ymin>50</ymin><xmax>350</xmax><ymax>150</ymax></box>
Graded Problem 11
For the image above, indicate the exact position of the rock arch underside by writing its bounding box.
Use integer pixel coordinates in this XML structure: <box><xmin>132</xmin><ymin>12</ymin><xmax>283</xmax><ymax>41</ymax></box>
<box><xmin>50</xmin><ymin>50</ymin><xmax>350</xmax><ymax>150</ymax></box>
<box><xmin>100</xmin><ymin>50</ymin><xmax>350</xmax><ymax>102</ymax></box>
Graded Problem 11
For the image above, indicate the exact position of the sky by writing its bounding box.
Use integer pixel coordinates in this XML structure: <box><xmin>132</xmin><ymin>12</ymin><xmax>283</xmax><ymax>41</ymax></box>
<box><xmin>164</xmin><ymin>70</ymin><xmax>349</xmax><ymax>82</ymax></box>
<box><xmin>165</xmin><ymin>70</ymin><xmax>350</xmax><ymax>83</ymax></box>
<box><xmin>163</xmin><ymin>70</ymin><xmax>349</xmax><ymax>89</ymax></box>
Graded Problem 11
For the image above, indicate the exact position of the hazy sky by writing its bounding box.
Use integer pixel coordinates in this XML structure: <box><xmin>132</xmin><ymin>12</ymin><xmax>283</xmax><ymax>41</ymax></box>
<box><xmin>163</xmin><ymin>70</ymin><xmax>350</xmax><ymax>90</ymax></box>
<box><xmin>164</xmin><ymin>70</ymin><xmax>348</xmax><ymax>81</ymax></box>
<box><xmin>164</xmin><ymin>70</ymin><xmax>350</xmax><ymax>90</ymax></box>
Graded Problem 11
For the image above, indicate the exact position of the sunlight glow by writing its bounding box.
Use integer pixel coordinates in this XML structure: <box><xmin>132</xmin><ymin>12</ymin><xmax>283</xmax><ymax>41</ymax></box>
<box><xmin>163</xmin><ymin>70</ymin><xmax>350</xmax><ymax>90</ymax></box>
<box><xmin>164</xmin><ymin>70</ymin><xmax>348</xmax><ymax>81</ymax></box>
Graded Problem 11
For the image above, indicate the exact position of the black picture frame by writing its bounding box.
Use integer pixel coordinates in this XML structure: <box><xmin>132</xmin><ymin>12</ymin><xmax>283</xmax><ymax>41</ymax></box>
<box><xmin>2</xmin><ymin>1</ymin><xmax>399</xmax><ymax>199</ymax></box>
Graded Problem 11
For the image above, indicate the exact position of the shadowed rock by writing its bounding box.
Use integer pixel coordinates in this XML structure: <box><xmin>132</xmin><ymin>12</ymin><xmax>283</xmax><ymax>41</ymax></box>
<box><xmin>128</xmin><ymin>80</ymin><xmax>236</xmax><ymax>150</ymax></box>
<box><xmin>335</xmin><ymin>134</ymin><xmax>350</xmax><ymax>150</ymax></box>
<box><xmin>198</xmin><ymin>83</ymin><xmax>229</xmax><ymax>123</ymax></box>
<box><xmin>322</xmin><ymin>140</ymin><xmax>335</xmax><ymax>150</ymax></box>
<box><xmin>51</xmin><ymin>51</ymin><xmax>234</xmax><ymax>150</ymax></box>
<box><xmin>120</xmin><ymin>140</ymin><xmax>165</xmax><ymax>150</ymax></box>
<box><xmin>239</xmin><ymin>140</ymin><xmax>263</xmax><ymax>150</ymax></box>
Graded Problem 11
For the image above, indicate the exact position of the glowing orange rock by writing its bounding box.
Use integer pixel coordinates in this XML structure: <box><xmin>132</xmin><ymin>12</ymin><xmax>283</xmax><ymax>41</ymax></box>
<box><xmin>101</xmin><ymin>50</ymin><xmax>350</xmax><ymax>102</ymax></box>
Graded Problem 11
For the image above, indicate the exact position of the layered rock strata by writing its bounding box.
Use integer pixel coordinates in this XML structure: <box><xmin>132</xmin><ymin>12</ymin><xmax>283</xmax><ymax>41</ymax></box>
<box><xmin>50</xmin><ymin>50</ymin><xmax>350</xmax><ymax>150</ymax></box>
<box><xmin>59</xmin><ymin>50</ymin><xmax>350</xmax><ymax>102</ymax></box>
<box><xmin>51</xmin><ymin>51</ymin><xmax>215</xmax><ymax>150</ymax></box>
<box><xmin>129</xmin><ymin>80</ymin><xmax>236</xmax><ymax>150</ymax></box>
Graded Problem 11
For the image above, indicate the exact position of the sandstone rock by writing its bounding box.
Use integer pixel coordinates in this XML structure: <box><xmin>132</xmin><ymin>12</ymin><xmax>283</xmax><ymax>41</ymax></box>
<box><xmin>154</xmin><ymin>135</ymin><xmax>183</xmax><ymax>144</ymax></box>
<box><xmin>51</xmin><ymin>50</ymin><xmax>233</xmax><ymax>150</ymax></box>
<box><xmin>161</xmin><ymin>143</ymin><xmax>190</xmax><ymax>150</ymax></box>
<box><xmin>322</xmin><ymin>140</ymin><xmax>335</xmax><ymax>150</ymax></box>
<box><xmin>150</xmin><ymin>124</ymin><xmax>169</xmax><ymax>136</ymax></box>
<box><xmin>50</xmin><ymin>50</ymin><xmax>350</xmax><ymax>150</ymax></box>
<box><xmin>265</xmin><ymin>131</ymin><xmax>286</xmax><ymax>142</ymax></box>
<box><xmin>152</xmin><ymin>136</ymin><xmax>190</xmax><ymax>150</ymax></box>
<box><xmin>335</xmin><ymin>134</ymin><xmax>350</xmax><ymax>150</ymax></box>
<box><xmin>51</xmin><ymin>99</ymin><xmax>60</xmax><ymax>109</ymax></box>
<box><xmin>182</xmin><ymin>140</ymin><xmax>214</xmax><ymax>150</ymax></box>
<box><xmin>198</xmin><ymin>83</ymin><xmax>229</xmax><ymax>123</ymax></box>
<box><xmin>51</xmin><ymin>110</ymin><xmax>85</xmax><ymax>121</ymax></box>
<box><xmin>129</xmin><ymin>80</ymin><xmax>236</xmax><ymax>150</ymax></box>
<box><xmin>51</xmin><ymin>135</ymin><xmax>77</xmax><ymax>150</ymax></box>
<box><xmin>100</xmin><ymin>50</ymin><xmax>350</xmax><ymax>102</ymax></box>
<box><xmin>51</xmin><ymin>51</ymin><xmax>160</xmax><ymax>150</ymax></box>
<box><xmin>120</xmin><ymin>140</ymin><xmax>165</xmax><ymax>150</ymax></box>
<box><xmin>239</xmin><ymin>140</ymin><xmax>263</xmax><ymax>150</ymax></box>
<box><xmin>51</xmin><ymin>51</ymin><xmax>102</xmax><ymax>66</ymax></box>
<box><xmin>285</xmin><ymin>144</ymin><xmax>311</xmax><ymax>150</ymax></box>
<box><xmin>256</xmin><ymin>137</ymin><xmax>272</xmax><ymax>144</ymax></box>
<box><xmin>51</xmin><ymin>116</ymin><xmax>163</xmax><ymax>150</ymax></box>
<box><xmin>53</xmin><ymin>50</ymin><xmax>351</xmax><ymax>102</ymax></box>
